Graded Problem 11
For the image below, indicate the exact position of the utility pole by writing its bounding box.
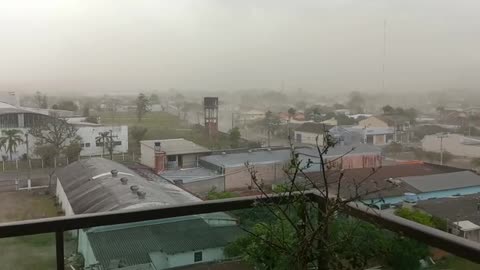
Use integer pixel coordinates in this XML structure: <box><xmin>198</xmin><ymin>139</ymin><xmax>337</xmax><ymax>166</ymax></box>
<box><xmin>108</xmin><ymin>129</ymin><xmax>119</xmax><ymax>160</ymax></box>
<box><xmin>25</xmin><ymin>132</ymin><xmax>31</xmax><ymax>184</ymax></box>
<box><xmin>437</xmin><ymin>133</ymin><xmax>448</xmax><ymax>165</ymax></box>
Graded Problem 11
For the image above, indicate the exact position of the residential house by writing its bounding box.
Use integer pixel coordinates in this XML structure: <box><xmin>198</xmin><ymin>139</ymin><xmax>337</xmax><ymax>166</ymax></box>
<box><xmin>306</xmin><ymin>162</ymin><xmax>480</xmax><ymax>209</ymax></box>
<box><xmin>140</xmin><ymin>139</ymin><xmax>211</xmax><ymax>172</ymax></box>
<box><xmin>328</xmin><ymin>126</ymin><xmax>364</xmax><ymax>146</ymax></box>
<box><xmin>191</xmin><ymin>144</ymin><xmax>381</xmax><ymax>193</ymax></box>
<box><xmin>416</xmin><ymin>194</ymin><xmax>480</xmax><ymax>243</ymax></box>
<box><xmin>294</xmin><ymin>122</ymin><xmax>333</xmax><ymax>145</ymax></box>
<box><xmin>422</xmin><ymin>133</ymin><xmax>480</xmax><ymax>158</ymax></box>
<box><xmin>358</xmin><ymin>115</ymin><xmax>412</xmax><ymax>143</ymax></box>
<box><xmin>55</xmin><ymin>158</ymin><xmax>242</xmax><ymax>270</ymax></box>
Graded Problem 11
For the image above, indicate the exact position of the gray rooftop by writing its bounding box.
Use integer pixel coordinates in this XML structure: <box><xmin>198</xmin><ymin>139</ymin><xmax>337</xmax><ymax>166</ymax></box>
<box><xmin>416</xmin><ymin>193</ymin><xmax>480</xmax><ymax>226</ymax></box>
<box><xmin>200</xmin><ymin>144</ymin><xmax>382</xmax><ymax>168</ymax></box>
<box><xmin>88</xmin><ymin>217</ymin><xmax>244</xmax><ymax>269</ymax></box>
<box><xmin>200</xmin><ymin>149</ymin><xmax>292</xmax><ymax>168</ymax></box>
<box><xmin>297</xmin><ymin>143</ymin><xmax>382</xmax><ymax>159</ymax></box>
<box><xmin>140</xmin><ymin>138</ymin><xmax>211</xmax><ymax>155</ymax></box>
<box><xmin>159</xmin><ymin>167</ymin><xmax>220</xmax><ymax>183</ymax></box>
<box><xmin>56</xmin><ymin>158</ymin><xmax>201</xmax><ymax>214</ymax></box>
<box><xmin>402</xmin><ymin>171</ymin><xmax>480</xmax><ymax>192</ymax></box>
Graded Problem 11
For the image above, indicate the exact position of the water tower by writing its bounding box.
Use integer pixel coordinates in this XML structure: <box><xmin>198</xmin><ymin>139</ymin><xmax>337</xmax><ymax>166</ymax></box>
<box><xmin>204</xmin><ymin>97</ymin><xmax>218</xmax><ymax>137</ymax></box>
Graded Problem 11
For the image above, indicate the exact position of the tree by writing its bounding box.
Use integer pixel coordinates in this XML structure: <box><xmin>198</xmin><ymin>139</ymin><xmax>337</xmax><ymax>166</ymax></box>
<box><xmin>382</xmin><ymin>105</ymin><xmax>395</xmax><ymax>115</ymax></box>
<box><xmin>0</xmin><ymin>129</ymin><xmax>24</xmax><ymax>160</ymax></box>
<box><xmin>34</xmin><ymin>144</ymin><xmax>58</xmax><ymax>167</ymax></box>
<box><xmin>85</xmin><ymin>116</ymin><xmax>98</xmax><ymax>124</ymax></box>
<box><xmin>263</xmin><ymin>111</ymin><xmax>281</xmax><ymax>146</ymax></box>
<box><xmin>29</xmin><ymin>115</ymin><xmax>78</xmax><ymax>153</ymax></box>
<box><xmin>136</xmin><ymin>93</ymin><xmax>151</xmax><ymax>122</ymax></box>
<box><xmin>130</xmin><ymin>126</ymin><xmax>148</xmax><ymax>147</ymax></box>
<box><xmin>287</xmin><ymin>107</ymin><xmax>296</xmax><ymax>120</ymax></box>
<box><xmin>206</xmin><ymin>187</ymin><xmax>236</xmax><ymax>200</ymax></box>
<box><xmin>34</xmin><ymin>91</ymin><xmax>48</xmax><ymax>109</ymax></box>
<box><xmin>229</xmin><ymin>127</ymin><xmax>241</xmax><ymax>148</ymax></box>
<box><xmin>51</xmin><ymin>100</ymin><xmax>78</xmax><ymax>112</ymax></box>
<box><xmin>83</xmin><ymin>104</ymin><xmax>91</xmax><ymax>117</ymax></box>
<box><xmin>347</xmin><ymin>91</ymin><xmax>365</xmax><ymax>114</ymax></box>
<box><xmin>224</xmin><ymin>132</ymin><xmax>429</xmax><ymax>269</ymax></box>
<box><xmin>149</xmin><ymin>93</ymin><xmax>160</xmax><ymax>104</ymax></box>
<box><xmin>335</xmin><ymin>114</ymin><xmax>356</xmax><ymax>125</ymax></box>
<box><xmin>395</xmin><ymin>208</ymin><xmax>447</xmax><ymax>231</ymax></box>
<box><xmin>62</xmin><ymin>139</ymin><xmax>82</xmax><ymax>162</ymax></box>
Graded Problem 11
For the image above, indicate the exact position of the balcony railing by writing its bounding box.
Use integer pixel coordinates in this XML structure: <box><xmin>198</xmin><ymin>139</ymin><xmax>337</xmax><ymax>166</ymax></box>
<box><xmin>0</xmin><ymin>191</ymin><xmax>479</xmax><ymax>270</ymax></box>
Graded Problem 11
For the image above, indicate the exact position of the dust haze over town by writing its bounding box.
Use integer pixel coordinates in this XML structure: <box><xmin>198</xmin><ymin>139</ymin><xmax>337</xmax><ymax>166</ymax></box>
<box><xmin>3</xmin><ymin>1</ymin><xmax>480</xmax><ymax>270</ymax></box>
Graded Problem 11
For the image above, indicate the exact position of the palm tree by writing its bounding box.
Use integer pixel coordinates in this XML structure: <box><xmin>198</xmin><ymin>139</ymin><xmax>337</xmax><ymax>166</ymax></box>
<box><xmin>0</xmin><ymin>129</ymin><xmax>24</xmax><ymax>160</ymax></box>
<box><xmin>96</xmin><ymin>131</ymin><xmax>110</xmax><ymax>156</ymax></box>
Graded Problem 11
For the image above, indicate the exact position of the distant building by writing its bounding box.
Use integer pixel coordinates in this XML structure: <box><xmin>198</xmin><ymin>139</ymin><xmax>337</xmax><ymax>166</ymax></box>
<box><xmin>328</xmin><ymin>126</ymin><xmax>363</xmax><ymax>146</ymax></box>
<box><xmin>0</xmin><ymin>101</ymin><xmax>128</xmax><ymax>159</ymax></box>
<box><xmin>55</xmin><ymin>158</ymin><xmax>243</xmax><ymax>270</ymax></box>
<box><xmin>294</xmin><ymin>122</ymin><xmax>333</xmax><ymax>145</ymax></box>
<box><xmin>358</xmin><ymin>115</ymin><xmax>412</xmax><ymax>143</ymax></box>
<box><xmin>306</xmin><ymin>162</ymin><xmax>480</xmax><ymax>209</ymax></box>
<box><xmin>185</xmin><ymin>144</ymin><xmax>382</xmax><ymax>193</ymax></box>
<box><xmin>422</xmin><ymin>133</ymin><xmax>480</xmax><ymax>158</ymax></box>
<box><xmin>140</xmin><ymin>139</ymin><xmax>211</xmax><ymax>173</ymax></box>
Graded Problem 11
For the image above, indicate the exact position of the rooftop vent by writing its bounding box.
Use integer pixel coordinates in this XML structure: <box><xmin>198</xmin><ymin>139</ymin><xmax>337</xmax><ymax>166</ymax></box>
<box><xmin>130</xmin><ymin>185</ymin><xmax>139</xmax><ymax>193</ymax></box>
<box><xmin>137</xmin><ymin>190</ymin><xmax>146</xmax><ymax>200</ymax></box>
<box><xmin>120</xmin><ymin>177</ymin><xmax>128</xmax><ymax>185</ymax></box>
<box><xmin>111</xmin><ymin>169</ymin><xmax>119</xmax><ymax>177</ymax></box>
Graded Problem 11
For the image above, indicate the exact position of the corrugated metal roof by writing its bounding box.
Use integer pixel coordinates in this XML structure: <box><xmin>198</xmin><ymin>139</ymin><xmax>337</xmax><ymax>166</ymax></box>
<box><xmin>402</xmin><ymin>171</ymin><xmax>480</xmax><ymax>192</ymax></box>
<box><xmin>88</xmin><ymin>218</ymin><xmax>244</xmax><ymax>269</ymax></box>
<box><xmin>416</xmin><ymin>193</ymin><xmax>480</xmax><ymax>226</ymax></box>
<box><xmin>57</xmin><ymin>158</ymin><xmax>201</xmax><ymax>214</ymax></box>
<box><xmin>140</xmin><ymin>139</ymin><xmax>211</xmax><ymax>155</ymax></box>
<box><xmin>200</xmin><ymin>144</ymin><xmax>382</xmax><ymax>168</ymax></box>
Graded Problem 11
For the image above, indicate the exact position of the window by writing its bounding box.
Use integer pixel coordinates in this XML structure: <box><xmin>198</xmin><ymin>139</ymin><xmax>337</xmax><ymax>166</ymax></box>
<box><xmin>194</xmin><ymin>251</ymin><xmax>202</xmax><ymax>262</ymax></box>
<box><xmin>113</xmin><ymin>141</ymin><xmax>122</xmax><ymax>146</ymax></box>
<box><xmin>80</xmin><ymin>143</ymin><xmax>85</xmax><ymax>148</ymax></box>
<box><xmin>96</xmin><ymin>142</ymin><xmax>104</xmax><ymax>147</ymax></box>
<box><xmin>167</xmin><ymin>155</ymin><xmax>176</xmax><ymax>162</ymax></box>
<box><xmin>85</xmin><ymin>143</ymin><xmax>91</xmax><ymax>147</ymax></box>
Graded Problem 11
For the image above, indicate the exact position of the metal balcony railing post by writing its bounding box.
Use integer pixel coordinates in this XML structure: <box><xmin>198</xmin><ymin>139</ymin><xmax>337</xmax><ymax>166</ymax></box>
<box><xmin>55</xmin><ymin>230</ymin><xmax>64</xmax><ymax>270</ymax></box>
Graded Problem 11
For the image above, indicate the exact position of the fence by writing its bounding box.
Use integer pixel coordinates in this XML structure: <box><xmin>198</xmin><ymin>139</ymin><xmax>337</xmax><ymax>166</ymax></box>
<box><xmin>1</xmin><ymin>191</ymin><xmax>480</xmax><ymax>270</ymax></box>
<box><xmin>0</xmin><ymin>153</ymin><xmax>141</xmax><ymax>172</ymax></box>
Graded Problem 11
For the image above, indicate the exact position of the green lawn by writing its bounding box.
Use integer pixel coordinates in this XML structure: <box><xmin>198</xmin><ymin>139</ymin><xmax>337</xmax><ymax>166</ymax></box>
<box><xmin>100</xmin><ymin>111</ymin><xmax>248</xmax><ymax>151</ymax></box>
<box><xmin>430</xmin><ymin>256</ymin><xmax>480</xmax><ymax>269</ymax></box>
<box><xmin>0</xmin><ymin>191</ymin><xmax>60</xmax><ymax>270</ymax></box>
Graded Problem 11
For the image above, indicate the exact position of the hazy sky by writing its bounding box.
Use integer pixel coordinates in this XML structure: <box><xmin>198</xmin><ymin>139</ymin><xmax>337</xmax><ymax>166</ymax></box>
<box><xmin>0</xmin><ymin>0</ymin><xmax>479</xmax><ymax>93</ymax></box>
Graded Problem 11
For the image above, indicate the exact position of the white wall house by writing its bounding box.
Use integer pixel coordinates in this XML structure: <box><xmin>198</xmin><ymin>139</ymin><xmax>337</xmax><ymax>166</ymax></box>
<box><xmin>140</xmin><ymin>139</ymin><xmax>211</xmax><ymax>173</ymax></box>
<box><xmin>294</xmin><ymin>123</ymin><xmax>327</xmax><ymax>145</ymax></box>
<box><xmin>422</xmin><ymin>133</ymin><xmax>480</xmax><ymax>158</ymax></box>
<box><xmin>76</xmin><ymin>125</ymin><xmax>128</xmax><ymax>156</ymax></box>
